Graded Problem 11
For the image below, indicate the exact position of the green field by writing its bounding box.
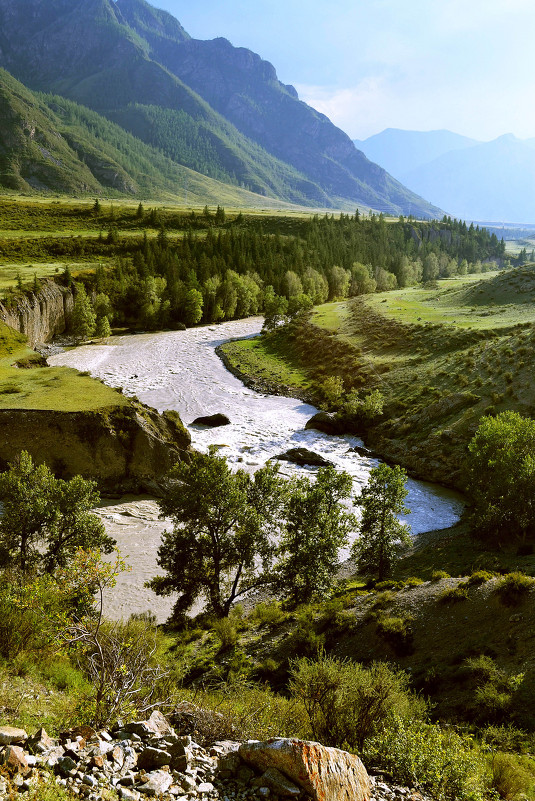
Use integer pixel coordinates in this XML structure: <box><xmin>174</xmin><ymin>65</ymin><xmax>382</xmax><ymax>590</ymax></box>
<box><xmin>0</xmin><ymin>323</ymin><xmax>127</xmax><ymax>411</ymax></box>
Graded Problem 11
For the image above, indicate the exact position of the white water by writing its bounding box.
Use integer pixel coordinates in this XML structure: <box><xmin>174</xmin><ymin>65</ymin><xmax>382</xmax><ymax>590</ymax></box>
<box><xmin>49</xmin><ymin>318</ymin><xmax>464</xmax><ymax>620</ymax></box>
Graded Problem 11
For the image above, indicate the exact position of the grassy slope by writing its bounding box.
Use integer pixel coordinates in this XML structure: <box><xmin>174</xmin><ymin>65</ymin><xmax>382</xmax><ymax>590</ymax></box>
<box><xmin>0</xmin><ymin>322</ymin><xmax>127</xmax><ymax>411</ymax></box>
<box><xmin>221</xmin><ymin>267</ymin><xmax>535</xmax><ymax>488</ymax></box>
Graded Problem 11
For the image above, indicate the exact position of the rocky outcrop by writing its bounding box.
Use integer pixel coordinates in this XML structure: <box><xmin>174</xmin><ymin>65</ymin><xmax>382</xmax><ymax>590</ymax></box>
<box><xmin>0</xmin><ymin>715</ymin><xmax>425</xmax><ymax>801</ymax></box>
<box><xmin>0</xmin><ymin>280</ymin><xmax>74</xmax><ymax>348</ymax></box>
<box><xmin>0</xmin><ymin>401</ymin><xmax>191</xmax><ymax>494</ymax></box>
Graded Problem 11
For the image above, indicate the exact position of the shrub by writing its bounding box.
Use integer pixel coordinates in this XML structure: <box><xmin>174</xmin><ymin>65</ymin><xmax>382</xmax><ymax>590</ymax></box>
<box><xmin>403</xmin><ymin>576</ymin><xmax>424</xmax><ymax>587</ymax></box>
<box><xmin>439</xmin><ymin>585</ymin><xmax>469</xmax><ymax>604</ymax></box>
<box><xmin>490</xmin><ymin>752</ymin><xmax>534</xmax><ymax>801</ymax></box>
<box><xmin>211</xmin><ymin>617</ymin><xmax>239</xmax><ymax>650</ymax></box>
<box><xmin>431</xmin><ymin>570</ymin><xmax>450</xmax><ymax>581</ymax></box>
<box><xmin>465</xmin><ymin>655</ymin><xmax>525</xmax><ymax>724</ymax></box>
<box><xmin>376</xmin><ymin>615</ymin><xmax>414</xmax><ymax>656</ymax></box>
<box><xmin>465</xmin><ymin>570</ymin><xmax>494</xmax><ymax>586</ymax></box>
<box><xmin>364</xmin><ymin>716</ymin><xmax>489</xmax><ymax>801</ymax></box>
<box><xmin>289</xmin><ymin>653</ymin><xmax>424</xmax><ymax>751</ymax></box>
<box><xmin>495</xmin><ymin>572</ymin><xmax>535</xmax><ymax>606</ymax></box>
<box><xmin>249</xmin><ymin>601</ymin><xmax>287</xmax><ymax>629</ymax></box>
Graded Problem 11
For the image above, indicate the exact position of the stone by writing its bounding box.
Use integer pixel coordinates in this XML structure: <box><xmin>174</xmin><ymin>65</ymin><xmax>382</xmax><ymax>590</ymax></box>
<box><xmin>136</xmin><ymin>747</ymin><xmax>172</xmax><ymax>771</ymax></box>
<box><xmin>305</xmin><ymin>412</ymin><xmax>344</xmax><ymax>435</ymax></box>
<box><xmin>56</xmin><ymin>755</ymin><xmax>79</xmax><ymax>776</ymax></box>
<box><xmin>236</xmin><ymin>764</ymin><xmax>255</xmax><ymax>784</ymax></box>
<box><xmin>192</xmin><ymin>413</ymin><xmax>231</xmax><ymax>427</ymax></box>
<box><xmin>137</xmin><ymin>770</ymin><xmax>173</xmax><ymax>796</ymax></box>
<box><xmin>27</xmin><ymin>728</ymin><xmax>55</xmax><ymax>754</ymax></box>
<box><xmin>118</xmin><ymin>789</ymin><xmax>141</xmax><ymax>801</ymax></box>
<box><xmin>275</xmin><ymin>447</ymin><xmax>333</xmax><ymax>467</ymax></box>
<box><xmin>197</xmin><ymin>781</ymin><xmax>215</xmax><ymax>793</ymax></box>
<box><xmin>169</xmin><ymin>743</ymin><xmax>187</xmax><ymax>772</ymax></box>
<box><xmin>257</xmin><ymin>767</ymin><xmax>301</xmax><ymax>797</ymax></box>
<box><xmin>0</xmin><ymin>745</ymin><xmax>30</xmax><ymax>775</ymax></box>
<box><xmin>239</xmin><ymin>738</ymin><xmax>371</xmax><ymax>801</ymax></box>
<box><xmin>351</xmin><ymin>445</ymin><xmax>374</xmax><ymax>458</ymax></box>
<box><xmin>125</xmin><ymin>711</ymin><xmax>175</xmax><ymax>740</ymax></box>
<box><xmin>0</xmin><ymin>726</ymin><xmax>28</xmax><ymax>746</ymax></box>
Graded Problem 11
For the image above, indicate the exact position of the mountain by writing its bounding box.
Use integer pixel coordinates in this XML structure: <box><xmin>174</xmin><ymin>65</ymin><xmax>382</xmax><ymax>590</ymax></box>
<box><xmin>401</xmin><ymin>134</ymin><xmax>535</xmax><ymax>223</ymax></box>
<box><xmin>0</xmin><ymin>67</ymin><xmax>302</xmax><ymax>207</ymax></box>
<box><xmin>354</xmin><ymin>128</ymin><xmax>479</xmax><ymax>182</ymax></box>
<box><xmin>0</xmin><ymin>0</ymin><xmax>440</xmax><ymax>216</ymax></box>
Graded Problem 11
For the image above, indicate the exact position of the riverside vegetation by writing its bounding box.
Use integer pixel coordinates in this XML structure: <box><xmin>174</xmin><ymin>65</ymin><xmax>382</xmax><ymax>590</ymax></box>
<box><xmin>1</xmin><ymin>199</ymin><xmax>535</xmax><ymax>799</ymax></box>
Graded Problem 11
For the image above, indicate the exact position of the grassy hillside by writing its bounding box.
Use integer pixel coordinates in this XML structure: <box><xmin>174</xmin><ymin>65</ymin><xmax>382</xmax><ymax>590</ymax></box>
<box><xmin>0</xmin><ymin>68</ymin><xmax>309</xmax><ymax>208</ymax></box>
<box><xmin>221</xmin><ymin>268</ymin><xmax>535</xmax><ymax>488</ymax></box>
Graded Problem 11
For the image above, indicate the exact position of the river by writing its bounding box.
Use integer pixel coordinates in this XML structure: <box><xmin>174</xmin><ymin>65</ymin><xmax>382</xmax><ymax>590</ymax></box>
<box><xmin>49</xmin><ymin>318</ymin><xmax>464</xmax><ymax>621</ymax></box>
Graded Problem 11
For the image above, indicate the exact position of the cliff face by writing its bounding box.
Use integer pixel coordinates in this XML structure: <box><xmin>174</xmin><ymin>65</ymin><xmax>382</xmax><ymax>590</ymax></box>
<box><xmin>0</xmin><ymin>401</ymin><xmax>191</xmax><ymax>494</ymax></box>
<box><xmin>0</xmin><ymin>280</ymin><xmax>73</xmax><ymax>348</ymax></box>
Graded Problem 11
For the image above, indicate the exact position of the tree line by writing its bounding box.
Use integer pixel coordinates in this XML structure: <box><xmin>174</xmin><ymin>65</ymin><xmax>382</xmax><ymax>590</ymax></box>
<box><xmin>65</xmin><ymin>211</ymin><xmax>506</xmax><ymax>335</ymax></box>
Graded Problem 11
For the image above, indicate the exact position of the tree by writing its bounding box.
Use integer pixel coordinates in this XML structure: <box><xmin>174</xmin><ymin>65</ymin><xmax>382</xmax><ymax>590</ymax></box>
<box><xmin>147</xmin><ymin>449</ymin><xmax>286</xmax><ymax>618</ymax></box>
<box><xmin>95</xmin><ymin>315</ymin><xmax>111</xmax><ymax>338</ymax></box>
<box><xmin>0</xmin><ymin>451</ymin><xmax>115</xmax><ymax>573</ymax></box>
<box><xmin>352</xmin><ymin>463</ymin><xmax>411</xmax><ymax>581</ymax></box>
<box><xmin>71</xmin><ymin>282</ymin><xmax>96</xmax><ymax>340</ymax></box>
<box><xmin>465</xmin><ymin>411</ymin><xmax>535</xmax><ymax>541</ymax></box>
<box><xmin>183</xmin><ymin>287</ymin><xmax>203</xmax><ymax>326</ymax></box>
<box><xmin>262</xmin><ymin>285</ymin><xmax>288</xmax><ymax>331</ymax></box>
<box><xmin>274</xmin><ymin>467</ymin><xmax>355</xmax><ymax>606</ymax></box>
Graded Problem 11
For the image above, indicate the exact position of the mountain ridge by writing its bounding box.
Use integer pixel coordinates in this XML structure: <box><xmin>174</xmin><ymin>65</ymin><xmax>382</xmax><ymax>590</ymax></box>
<box><xmin>0</xmin><ymin>0</ymin><xmax>441</xmax><ymax>215</ymax></box>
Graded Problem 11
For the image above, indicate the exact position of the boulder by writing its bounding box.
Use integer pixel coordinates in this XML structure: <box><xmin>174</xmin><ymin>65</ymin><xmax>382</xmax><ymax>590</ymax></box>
<box><xmin>351</xmin><ymin>445</ymin><xmax>374</xmax><ymax>458</ymax></box>
<box><xmin>192</xmin><ymin>413</ymin><xmax>231</xmax><ymax>427</ymax></box>
<box><xmin>239</xmin><ymin>738</ymin><xmax>370</xmax><ymax>801</ymax></box>
<box><xmin>276</xmin><ymin>448</ymin><xmax>333</xmax><ymax>467</ymax></box>
<box><xmin>137</xmin><ymin>770</ymin><xmax>173</xmax><ymax>796</ymax></box>
<box><xmin>0</xmin><ymin>745</ymin><xmax>30</xmax><ymax>776</ymax></box>
<box><xmin>136</xmin><ymin>747</ymin><xmax>171</xmax><ymax>771</ymax></box>
<box><xmin>305</xmin><ymin>412</ymin><xmax>343</xmax><ymax>435</ymax></box>
<box><xmin>27</xmin><ymin>728</ymin><xmax>55</xmax><ymax>754</ymax></box>
<box><xmin>0</xmin><ymin>726</ymin><xmax>28</xmax><ymax>746</ymax></box>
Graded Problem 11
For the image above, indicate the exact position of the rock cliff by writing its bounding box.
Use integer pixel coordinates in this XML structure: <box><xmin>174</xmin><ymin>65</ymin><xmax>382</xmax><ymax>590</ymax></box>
<box><xmin>0</xmin><ymin>401</ymin><xmax>191</xmax><ymax>494</ymax></box>
<box><xmin>0</xmin><ymin>280</ymin><xmax>73</xmax><ymax>348</ymax></box>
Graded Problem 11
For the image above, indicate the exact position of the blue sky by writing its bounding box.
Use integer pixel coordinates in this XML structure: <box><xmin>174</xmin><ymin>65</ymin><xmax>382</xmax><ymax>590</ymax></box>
<box><xmin>154</xmin><ymin>0</ymin><xmax>535</xmax><ymax>142</ymax></box>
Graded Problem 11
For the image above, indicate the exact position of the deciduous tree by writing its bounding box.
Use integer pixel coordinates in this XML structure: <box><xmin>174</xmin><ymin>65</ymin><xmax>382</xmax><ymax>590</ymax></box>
<box><xmin>352</xmin><ymin>463</ymin><xmax>411</xmax><ymax>581</ymax></box>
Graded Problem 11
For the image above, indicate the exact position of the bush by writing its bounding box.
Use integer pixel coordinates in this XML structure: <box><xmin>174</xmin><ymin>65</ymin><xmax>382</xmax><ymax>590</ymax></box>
<box><xmin>439</xmin><ymin>585</ymin><xmax>469</xmax><ymax>604</ymax></box>
<box><xmin>431</xmin><ymin>570</ymin><xmax>451</xmax><ymax>581</ymax></box>
<box><xmin>249</xmin><ymin>601</ymin><xmax>287</xmax><ymax>629</ymax></box>
<box><xmin>211</xmin><ymin>617</ymin><xmax>239</xmax><ymax>650</ymax></box>
<box><xmin>490</xmin><ymin>752</ymin><xmax>534</xmax><ymax>801</ymax></box>
<box><xmin>289</xmin><ymin>653</ymin><xmax>424</xmax><ymax>751</ymax></box>
<box><xmin>364</xmin><ymin>716</ymin><xmax>489</xmax><ymax>801</ymax></box>
<box><xmin>465</xmin><ymin>570</ymin><xmax>494</xmax><ymax>586</ymax></box>
<box><xmin>403</xmin><ymin>576</ymin><xmax>424</xmax><ymax>587</ymax></box>
<box><xmin>465</xmin><ymin>655</ymin><xmax>524</xmax><ymax>724</ymax></box>
<box><xmin>495</xmin><ymin>572</ymin><xmax>535</xmax><ymax>606</ymax></box>
<box><xmin>376</xmin><ymin>615</ymin><xmax>415</xmax><ymax>656</ymax></box>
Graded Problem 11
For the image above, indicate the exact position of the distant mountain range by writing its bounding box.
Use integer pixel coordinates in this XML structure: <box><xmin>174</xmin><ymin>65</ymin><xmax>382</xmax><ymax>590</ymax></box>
<box><xmin>355</xmin><ymin>128</ymin><xmax>535</xmax><ymax>223</ymax></box>
<box><xmin>0</xmin><ymin>0</ymin><xmax>440</xmax><ymax>216</ymax></box>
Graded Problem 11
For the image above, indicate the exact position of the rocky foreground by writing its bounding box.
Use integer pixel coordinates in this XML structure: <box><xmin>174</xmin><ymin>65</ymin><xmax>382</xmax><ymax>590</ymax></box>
<box><xmin>0</xmin><ymin>710</ymin><xmax>432</xmax><ymax>801</ymax></box>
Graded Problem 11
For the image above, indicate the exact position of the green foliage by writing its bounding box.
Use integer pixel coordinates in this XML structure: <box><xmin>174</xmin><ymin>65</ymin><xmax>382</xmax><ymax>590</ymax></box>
<box><xmin>70</xmin><ymin>281</ymin><xmax>96</xmax><ymax>340</ymax></box>
<box><xmin>0</xmin><ymin>450</ymin><xmax>114</xmax><ymax>573</ymax></box>
<box><xmin>376</xmin><ymin>614</ymin><xmax>415</xmax><ymax>656</ymax></box>
<box><xmin>431</xmin><ymin>570</ymin><xmax>451</xmax><ymax>581</ymax></box>
<box><xmin>148</xmin><ymin>449</ymin><xmax>286</xmax><ymax>618</ymax></box>
<box><xmin>289</xmin><ymin>652</ymin><xmax>424</xmax><ymax>752</ymax></box>
<box><xmin>494</xmin><ymin>571</ymin><xmax>535</xmax><ymax>606</ymax></box>
<box><xmin>439</xmin><ymin>585</ymin><xmax>469</xmax><ymax>604</ymax></box>
<box><xmin>274</xmin><ymin>467</ymin><xmax>356</xmax><ymax>606</ymax></box>
<box><xmin>466</xmin><ymin>411</ymin><xmax>535</xmax><ymax>541</ymax></box>
<box><xmin>352</xmin><ymin>463</ymin><xmax>412</xmax><ymax>581</ymax></box>
<box><xmin>248</xmin><ymin>601</ymin><xmax>288</xmax><ymax>629</ymax></box>
<box><xmin>364</xmin><ymin>716</ymin><xmax>489</xmax><ymax>801</ymax></box>
<box><xmin>465</xmin><ymin>655</ymin><xmax>524</xmax><ymax>724</ymax></box>
<box><xmin>465</xmin><ymin>570</ymin><xmax>494</xmax><ymax>586</ymax></box>
<box><xmin>489</xmin><ymin>752</ymin><xmax>534</xmax><ymax>801</ymax></box>
<box><xmin>211</xmin><ymin>617</ymin><xmax>240</xmax><ymax>651</ymax></box>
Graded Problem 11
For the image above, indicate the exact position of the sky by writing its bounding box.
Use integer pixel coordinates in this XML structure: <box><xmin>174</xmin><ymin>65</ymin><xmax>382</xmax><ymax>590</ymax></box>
<box><xmin>152</xmin><ymin>0</ymin><xmax>535</xmax><ymax>142</ymax></box>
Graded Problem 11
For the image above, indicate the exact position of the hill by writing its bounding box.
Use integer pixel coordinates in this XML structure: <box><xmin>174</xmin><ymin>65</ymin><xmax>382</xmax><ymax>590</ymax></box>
<box><xmin>0</xmin><ymin>0</ymin><xmax>441</xmax><ymax>215</ymax></box>
<box><xmin>0</xmin><ymin>68</ymin><xmax>307</xmax><ymax>206</ymax></box>
<box><xmin>354</xmin><ymin>128</ymin><xmax>479</xmax><ymax>182</ymax></box>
